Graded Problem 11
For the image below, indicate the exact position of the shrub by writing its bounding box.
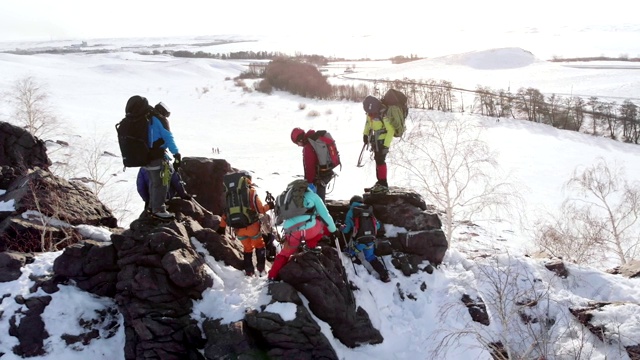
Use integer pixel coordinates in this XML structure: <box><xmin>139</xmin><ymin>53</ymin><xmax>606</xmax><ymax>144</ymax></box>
<box><xmin>298</xmin><ymin>103</ymin><xmax>307</xmax><ymax>110</ymax></box>
<box><xmin>255</xmin><ymin>80</ymin><xmax>273</xmax><ymax>94</ymax></box>
<box><xmin>264</xmin><ymin>58</ymin><xmax>332</xmax><ymax>99</ymax></box>
<box><xmin>307</xmin><ymin>110</ymin><xmax>320</xmax><ymax>117</ymax></box>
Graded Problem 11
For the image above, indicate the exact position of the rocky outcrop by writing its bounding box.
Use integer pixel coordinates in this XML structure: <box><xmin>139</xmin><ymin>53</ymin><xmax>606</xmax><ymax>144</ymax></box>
<box><xmin>279</xmin><ymin>248</ymin><xmax>383</xmax><ymax>348</ymax></box>
<box><xmin>177</xmin><ymin>157</ymin><xmax>231</xmax><ymax>216</ymax></box>
<box><xmin>327</xmin><ymin>187</ymin><xmax>449</xmax><ymax>267</ymax></box>
<box><xmin>607</xmin><ymin>259</ymin><xmax>640</xmax><ymax>279</ymax></box>
<box><xmin>0</xmin><ymin>251</ymin><xmax>35</xmax><ymax>282</ymax></box>
<box><xmin>0</xmin><ymin>168</ymin><xmax>118</xmax><ymax>252</ymax></box>
<box><xmin>111</xmin><ymin>217</ymin><xmax>213</xmax><ymax>360</ymax></box>
<box><xmin>0</xmin><ymin>121</ymin><xmax>51</xmax><ymax>179</ymax></box>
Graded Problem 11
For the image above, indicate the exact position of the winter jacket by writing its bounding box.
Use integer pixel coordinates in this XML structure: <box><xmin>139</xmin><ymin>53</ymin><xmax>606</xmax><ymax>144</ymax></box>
<box><xmin>363</xmin><ymin>113</ymin><xmax>395</xmax><ymax>148</ymax></box>
<box><xmin>301</xmin><ymin>130</ymin><xmax>319</xmax><ymax>183</ymax></box>
<box><xmin>341</xmin><ymin>201</ymin><xmax>381</xmax><ymax>237</ymax></box>
<box><xmin>148</xmin><ymin>116</ymin><xmax>179</xmax><ymax>160</ymax></box>
<box><xmin>283</xmin><ymin>190</ymin><xmax>337</xmax><ymax>233</ymax></box>
<box><xmin>136</xmin><ymin>167</ymin><xmax>188</xmax><ymax>202</ymax></box>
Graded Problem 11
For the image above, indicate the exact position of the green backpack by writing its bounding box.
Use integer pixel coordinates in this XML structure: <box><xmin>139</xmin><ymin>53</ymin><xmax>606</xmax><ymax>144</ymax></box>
<box><xmin>223</xmin><ymin>172</ymin><xmax>259</xmax><ymax>228</ymax></box>
<box><xmin>382</xmin><ymin>89</ymin><xmax>409</xmax><ymax>138</ymax></box>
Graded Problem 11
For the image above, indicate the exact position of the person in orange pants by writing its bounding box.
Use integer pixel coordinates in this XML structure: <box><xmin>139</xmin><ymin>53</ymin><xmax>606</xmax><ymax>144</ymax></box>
<box><xmin>218</xmin><ymin>173</ymin><xmax>274</xmax><ymax>276</ymax></box>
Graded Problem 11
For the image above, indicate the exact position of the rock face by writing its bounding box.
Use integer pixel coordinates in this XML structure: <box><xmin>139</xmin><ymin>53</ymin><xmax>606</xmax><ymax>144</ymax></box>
<box><xmin>0</xmin><ymin>121</ymin><xmax>51</xmax><ymax>180</ymax></box>
<box><xmin>0</xmin><ymin>168</ymin><xmax>118</xmax><ymax>252</ymax></box>
<box><xmin>327</xmin><ymin>187</ymin><xmax>449</xmax><ymax>267</ymax></box>
<box><xmin>1</xmin><ymin>152</ymin><xmax>452</xmax><ymax>359</ymax></box>
<box><xmin>177</xmin><ymin>157</ymin><xmax>231</xmax><ymax>216</ymax></box>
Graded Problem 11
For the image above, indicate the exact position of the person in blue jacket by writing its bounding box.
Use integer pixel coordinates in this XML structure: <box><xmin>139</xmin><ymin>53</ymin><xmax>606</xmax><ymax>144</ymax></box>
<box><xmin>136</xmin><ymin>167</ymin><xmax>191</xmax><ymax>212</ymax></box>
<box><xmin>341</xmin><ymin>195</ymin><xmax>390</xmax><ymax>282</ymax></box>
<box><xmin>144</xmin><ymin>101</ymin><xmax>181</xmax><ymax>219</ymax></box>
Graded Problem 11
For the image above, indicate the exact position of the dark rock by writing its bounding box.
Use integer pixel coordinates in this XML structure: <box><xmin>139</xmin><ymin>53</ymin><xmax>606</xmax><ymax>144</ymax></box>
<box><xmin>279</xmin><ymin>248</ymin><xmax>383</xmax><ymax>348</ymax></box>
<box><xmin>0</xmin><ymin>121</ymin><xmax>51</xmax><ymax>173</ymax></box>
<box><xmin>544</xmin><ymin>259</ymin><xmax>569</xmax><ymax>278</ymax></box>
<box><xmin>177</xmin><ymin>157</ymin><xmax>231</xmax><ymax>216</ymax></box>
<box><xmin>194</xmin><ymin>227</ymin><xmax>244</xmax><ymax>271</ymax></box>
<box><xmin>0</xmin><ymin>216</ymin><xmax>83</xmax><ymax>253</ymax></box>
<box><xmin>9</xmin><ymin>295</ymin><xmax>52</xmax><ymax>357</ymax></box>
<box><xmin>0</xmin><ymin>251</ymin><xmax>35</xmax><ymax>282</ymax></box>
<box><xmin>53</xmin><ymin>240</ymin><xmax>119</xmax><ymax>297</ymax></box>
<box><xmin>461</xmin><ymin>294</ymin><xmax>490</xmax><ymax>326</ymax></box>
<box><xmin>394</xmin><ymin>229</ymin><xmax>449</xmax><ymax>266</ymax></box>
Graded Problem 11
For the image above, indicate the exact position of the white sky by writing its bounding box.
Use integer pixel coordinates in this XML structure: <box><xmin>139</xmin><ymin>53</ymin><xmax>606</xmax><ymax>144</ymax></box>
<box><xmin>1</xmin><ymin>0</ymin><xmax>638</xmax><ymax>42</ymax></box>
<box><xmin>1</xmin><ymin>36</ymin><xmax>640</xmax><ymax>359</ymax></box>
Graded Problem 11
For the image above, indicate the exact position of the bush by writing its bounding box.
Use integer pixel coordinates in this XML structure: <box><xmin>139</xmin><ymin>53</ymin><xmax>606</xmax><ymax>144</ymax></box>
<box><xmin>255</xmin><ymin>79</ymin><xmax>273</xmax><ymax>94</ymax></box>
<box><xmin>298</xmin><ymin>103</ymin><xmax>307</xmax><ymax>110</ymax></box>
<box><xmin>264</xmin><ymin>58</ymin><xmax>332</xmax><ymax>99</ymax></box>
<box><xmin>307</xmin><ymin>110</ymin><xmax>321</xmax><ymax>117</ymax></box>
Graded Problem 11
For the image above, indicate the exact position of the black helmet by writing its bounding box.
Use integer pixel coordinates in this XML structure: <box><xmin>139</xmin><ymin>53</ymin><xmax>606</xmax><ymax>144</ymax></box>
<box><xmin>155</xmin><ymin>102</ymin><xmax>170</xmax><ymax>117</ymax></box>
<box><xmin>125</xmin><ymin>95</ymin><xmax>149</xmax><ymax>116</ymax></box>
<box><xmin>349</xmin><ymin>195</ymin><xmax>363</xmax><ymax>204</ymax></box>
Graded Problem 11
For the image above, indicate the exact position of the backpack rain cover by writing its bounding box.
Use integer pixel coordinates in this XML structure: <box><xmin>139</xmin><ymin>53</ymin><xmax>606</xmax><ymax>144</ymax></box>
<box><xmin>307</xmin><ymin>130</ymin><xmax>341</xmax><ymax>172</ymax></box>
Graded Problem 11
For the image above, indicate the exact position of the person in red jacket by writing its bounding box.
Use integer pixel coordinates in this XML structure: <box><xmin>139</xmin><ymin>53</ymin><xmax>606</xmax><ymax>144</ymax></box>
<box><xmin>290</xmin><ymin>128</ymin><xmax>332</xmax><ymax>201</ymax></box>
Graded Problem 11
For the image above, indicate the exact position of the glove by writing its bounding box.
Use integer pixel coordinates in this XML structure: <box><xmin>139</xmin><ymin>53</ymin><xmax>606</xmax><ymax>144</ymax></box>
<box><xmin>331</xmin><ymin>230</ymin><xmax>340</xmax><ymax>239</ymax></box>
<box><xmin>380</xmin><ymin>147</ymin><xmax>389</xmax><ymax>156</ymax></box>
<box><xmin>308</xmin><ymin>183</ymin><xmax>317</xmax><ymax>194</ymax></box>
<box><xmin>363</xmin><ymin>135</ymin><xmax>368</xmax><ymax>144</ymax></box>
<box><xmin>339</xmin><ymin>224</ymin><xmax>346</xmax><ymax>232</ymax></box>
<box><xmin>266</xmin><ymin>200</ymin><xmax>275</xmax><ymax>210</ymax></box>
<box><xmin>216</xmin><ymin>226</ymin><xmax>226</xmax><ymax>236</ymax></box>
<box><xmin>173</xmin><ymin>153</ymin><xmax>182</xmax><ymax>170</ymax></box>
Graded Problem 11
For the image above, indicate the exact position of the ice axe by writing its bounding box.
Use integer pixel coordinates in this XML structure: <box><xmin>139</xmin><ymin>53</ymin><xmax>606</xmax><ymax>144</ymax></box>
<box><xmin>356</xmin><ymin>143</ymin><xmax>368</xmax><ymax>167</ymax></box>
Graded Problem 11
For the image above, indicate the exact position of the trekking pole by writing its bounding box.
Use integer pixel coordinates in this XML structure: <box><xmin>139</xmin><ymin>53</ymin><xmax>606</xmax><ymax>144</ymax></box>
<box><xmin>339</xmin><ymin>232</ymin><xmax>358</xmax><ymax>275</ymax></box>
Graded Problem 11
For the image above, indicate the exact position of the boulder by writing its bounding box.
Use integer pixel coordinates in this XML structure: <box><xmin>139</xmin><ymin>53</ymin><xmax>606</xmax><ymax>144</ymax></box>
<box><xmin>177</xmin><ymin>157</ymin><xmax>231</xmax><ymax>216</ymax></box>
<box><xmin>0</xmin><ymin>251</ymin><xmax>35</xmax><ymax>282</ymax></box>
<box><xmin>0</xmin><ymin>121</ymin><xmax>51</xmax><ymax>175</ymax></box>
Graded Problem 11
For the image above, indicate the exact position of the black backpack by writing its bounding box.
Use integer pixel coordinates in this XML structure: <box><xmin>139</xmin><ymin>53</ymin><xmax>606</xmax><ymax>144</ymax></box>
<box><xmin>116</xmin><ymin>96</ymin><xmax>151</xmax><ymax>168</ymax></box>
<box><xmin>352</xmin><ymin>205</ymin><xmax>377</xmax><ymax>244</ymax></box>
<box><xmin>223</xmin><ymin>172</ymin><xmax>259</xmax><ymax>229</ymax></box>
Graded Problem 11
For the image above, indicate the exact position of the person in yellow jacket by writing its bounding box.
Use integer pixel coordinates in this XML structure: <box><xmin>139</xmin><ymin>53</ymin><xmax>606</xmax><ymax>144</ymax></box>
<box><xmin>218</xmin><ymin>172</ymin><xmax>275</xmax><ymax>276</ymax></box>
<box><xmin>362</xmin><ymin>99</ymin><xmax>396</xmax><ymax>194</ymax></box>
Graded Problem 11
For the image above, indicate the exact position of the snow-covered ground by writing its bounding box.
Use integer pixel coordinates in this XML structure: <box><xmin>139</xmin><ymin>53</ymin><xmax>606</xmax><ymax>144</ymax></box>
<box><xmin>1</xmin><ymin>35</ymin><xmax>640</xmax><ymax>359</ymax></box>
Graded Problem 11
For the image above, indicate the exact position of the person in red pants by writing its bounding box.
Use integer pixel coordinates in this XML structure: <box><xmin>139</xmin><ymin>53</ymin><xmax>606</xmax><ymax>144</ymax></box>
<box><xmin>268</xmin><ymin>182</ymin><xmax>337</xmax><ymax>281</ymax></box>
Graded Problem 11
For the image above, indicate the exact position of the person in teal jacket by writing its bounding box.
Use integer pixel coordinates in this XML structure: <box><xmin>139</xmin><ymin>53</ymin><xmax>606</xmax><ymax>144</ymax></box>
<box><xmin>267</xmin><ymin>184</ymin><xmax>338</xmax><ymax>280</ymax></box>
<box><xmin>341</xmin><ymin>195</ymin><xmax>390</xmax><ymax>282</ymax></box>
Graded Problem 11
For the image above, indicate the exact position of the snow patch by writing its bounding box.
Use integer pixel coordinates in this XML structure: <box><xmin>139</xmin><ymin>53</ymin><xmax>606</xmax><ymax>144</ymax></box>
<box><xmin>433</xmin><ymin>47</ymin><xmax>538</xmax><ymax>69</ymax></box>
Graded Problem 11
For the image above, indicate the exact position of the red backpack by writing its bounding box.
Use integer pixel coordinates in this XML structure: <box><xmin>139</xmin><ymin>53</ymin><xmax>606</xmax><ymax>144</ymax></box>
<box><xmin>307</xmin><ymin>130</ymin><xmax>341</xmax><ymax>172</ymax></box>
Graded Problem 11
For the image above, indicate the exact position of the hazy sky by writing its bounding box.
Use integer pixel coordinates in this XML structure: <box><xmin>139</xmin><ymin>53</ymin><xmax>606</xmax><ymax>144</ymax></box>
<box><xmin>1</xmin><ymin>0</ymin><xmax>636</xmax><ymax>42</ymax></box>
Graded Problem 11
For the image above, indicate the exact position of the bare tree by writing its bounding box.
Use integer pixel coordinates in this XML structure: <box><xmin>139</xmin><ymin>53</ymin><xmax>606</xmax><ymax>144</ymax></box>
<box><xmin>6</xmin><ymin>76</ymin><xmax>62</xmax><ymax>139</ymax></box>
<box><xmin>562</xmin><ymin>158</ymin><xmax>640</xmax><ymax>264</ymax></box>
<box><xmin>431</xmin><ymin>254</ymin><xmax>563</xmax><ymax>360</ymax></box>
<box><xmin>390</xmin><ymin>113</ymin><xmax>522</xmax><ymax>243</ymax></box>
<box><xmin>533</xmin><ymin>203</ymin><xmax>608</xmax><ymax>265</ymax></box>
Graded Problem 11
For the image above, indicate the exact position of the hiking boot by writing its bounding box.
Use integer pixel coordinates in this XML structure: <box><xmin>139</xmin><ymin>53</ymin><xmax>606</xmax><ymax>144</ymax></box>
<box><xmin>152</xmin><ymin>210</ymin><xmax>175</xmax><ymax>219</ymax></box>
<box><xmin>380</xmin><ymin>273</ymin><xmax>391</xmax><ymax>283</ymax></box>
<box><xmin>369</xmin><ymin>183</ymin><xmax>389</xmax><ymax>194</ymax></box>
<box><xmin>245</xmin><ymin>271</ymin><xmax>255</xmax><ymax>277</ymax></box>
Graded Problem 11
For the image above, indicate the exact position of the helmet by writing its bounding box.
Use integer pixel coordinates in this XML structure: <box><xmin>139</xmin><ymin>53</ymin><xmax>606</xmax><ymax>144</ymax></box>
<box><xmin>155</xmin><ymin>102</ymin><xmax>170</xmax><ymax>117</ymax></box>
<box><xmin>239</xmin><ymin>170</ymin><xmax>252</xmax><ymax>180</ymax></box>
<box><xmin>349</xmin><ymin>195</ymin><xmax>364</xmax><ymax>204</ymax></box>
<box><xmin>125</xmin><ymin>95</ymin><xmax>149</xmax><ymax>116</ymax></box>
<box><xmin>291</xmin><ymin>127</ymin><xmax>305</xmax><ymax>144</ymax></box>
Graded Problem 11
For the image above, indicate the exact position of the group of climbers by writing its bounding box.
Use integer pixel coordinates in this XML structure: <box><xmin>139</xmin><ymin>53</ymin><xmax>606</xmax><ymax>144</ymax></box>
<box><xmin>120</xmin><ymin>90</ymin><xmax>406</xmax><ymax>283</ymax></box>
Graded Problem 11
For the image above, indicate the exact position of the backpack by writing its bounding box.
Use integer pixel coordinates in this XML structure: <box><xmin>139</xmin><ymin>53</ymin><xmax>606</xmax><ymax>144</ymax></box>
<box><xmin>274</xmin><ymin>179</ymin><xmax>314</xmax><ymax>225</ymax></box>
<box><xmin>116</xmin><ymin>95</ymin><xmax>152</xmax><ymax>167</ymax></box>
<box><xmin>223</xmin><ymin>172</ymin><xmax>259</xmax><ymax>229</ymax></box>
<box><xmin>363</xmin><ymin>95</ymin><xmax>384</xmax><ymax>115</ymax></box>
<box><xmin>307</xmin><ymin>130</ymin><xmax>341</xmax><ymax>172</ymax></box>
<box><xmin>352</xmin><ymin>205</ymin><xmax>378</xmax><ymax>244</ymax></box>
<box><xmin>382</xmin><ymin>89</ymin><xmax>409</xmax><ymax>137</ymax></box>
